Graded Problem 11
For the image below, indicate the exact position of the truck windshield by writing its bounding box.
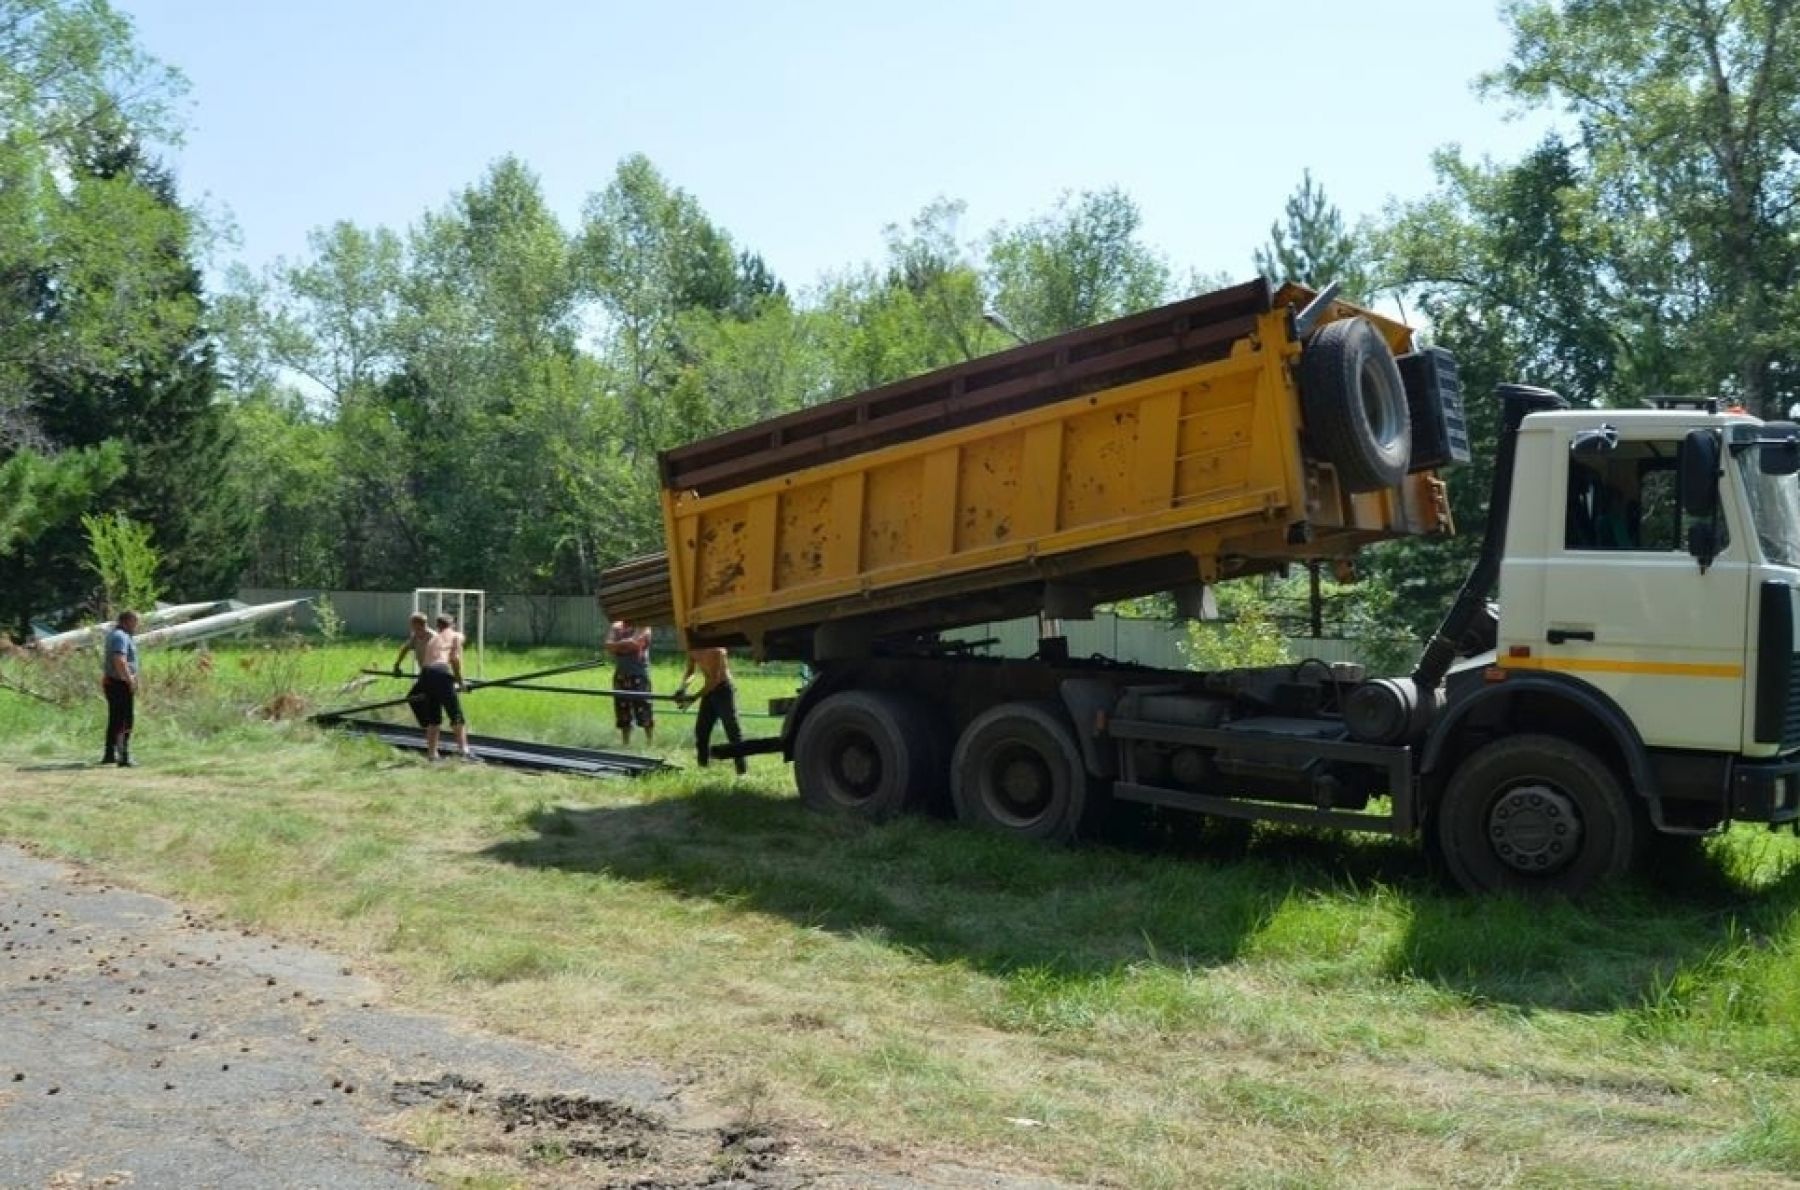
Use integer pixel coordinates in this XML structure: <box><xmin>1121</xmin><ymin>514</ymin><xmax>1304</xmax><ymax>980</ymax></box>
<box><xmin>1740</xmin><ymin>454</ymin><xmax>1800</xmax><ymax>567</ymax></box>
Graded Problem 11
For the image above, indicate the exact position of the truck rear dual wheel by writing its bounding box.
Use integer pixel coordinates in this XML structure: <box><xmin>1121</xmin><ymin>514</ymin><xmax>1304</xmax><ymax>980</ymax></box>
<box><xmin>950</xmin><ymin>702</ymin><xmax>1090</xmax><ymax>843</ymax></box>
<box><xmin>1436</xmin><ymin>734</ymin><xmax>1638</xmax><ymax>897</ymax></box>
<box><xmin>795</xmin><ymin>690</ymin><xmax>947</xmax><ymax>821</ymax></box>
<box><xmin>1300</xmin><ymin>316</ymin><xmax>1411</xmax><ymax>492</ymax></box>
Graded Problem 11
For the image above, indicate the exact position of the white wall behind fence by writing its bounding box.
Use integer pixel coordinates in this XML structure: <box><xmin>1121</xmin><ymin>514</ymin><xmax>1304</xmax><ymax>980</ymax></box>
<box><xmin>238</xmin><ymin>589</ymin><xmax>616</xmax><ymax>650</ymax></box>
<box><xmin>243</xmin><ymin>588</ymin><xmax>1413</xmax><ymax>671</ymax></box>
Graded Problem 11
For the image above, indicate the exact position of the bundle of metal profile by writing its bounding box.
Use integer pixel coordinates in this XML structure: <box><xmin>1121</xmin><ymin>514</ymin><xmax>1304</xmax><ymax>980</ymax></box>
<box><xmin>318</xmin><ymin>717</ymin><xmax>671</xmax><ymax>778</ymax></box>
<box><xmin>659</xmin><ymin>278</ymin><xmax>1275</xmax><ymax>496</ymax></box>
<box><xmin>597</xmin><ymin>552</ymin><xmax>674</xmax><ymax>626</ymax></box>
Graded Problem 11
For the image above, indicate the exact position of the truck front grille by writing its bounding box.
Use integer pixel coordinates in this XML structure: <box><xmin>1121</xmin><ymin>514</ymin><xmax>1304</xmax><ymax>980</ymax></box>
<box><xmin>1784</xmin><ymin>657</ymin><xmax>1800</xmax><ymax>749</ymax></box>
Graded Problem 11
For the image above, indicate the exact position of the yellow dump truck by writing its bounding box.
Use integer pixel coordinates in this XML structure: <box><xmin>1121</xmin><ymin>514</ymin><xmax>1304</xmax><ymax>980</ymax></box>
<box><xmin>605</xmin><ymin>279</ymin><xmax>1465</xmax><ymax>655</ymax></box>
<box><xmin>603</xmin><ymin>278</ymin><xmax>1800</xmax><ymax>897</ymax></box>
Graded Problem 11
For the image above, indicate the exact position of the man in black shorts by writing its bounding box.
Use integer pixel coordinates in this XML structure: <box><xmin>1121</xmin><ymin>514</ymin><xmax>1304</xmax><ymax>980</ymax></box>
<box><xmin>392</xmin><ymin>612</ymin><xmax>472</xmax><ymax>760</ymax></box>
<box><xmin>605</xmin><ymin>618</ymin><xmax>655</xmax><ymax>746</ymax></box>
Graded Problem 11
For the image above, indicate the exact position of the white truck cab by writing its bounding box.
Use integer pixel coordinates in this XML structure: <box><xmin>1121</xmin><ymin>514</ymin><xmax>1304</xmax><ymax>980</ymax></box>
<box><xmin>1434</xmin><ymin>398</ymin><xmax>1800</xmax><ymax>859</ymax></box>
<box><xmin>1499</xmin><ymin>404</ymin><xmax>1800</xmax><ymax>754</ymax></box>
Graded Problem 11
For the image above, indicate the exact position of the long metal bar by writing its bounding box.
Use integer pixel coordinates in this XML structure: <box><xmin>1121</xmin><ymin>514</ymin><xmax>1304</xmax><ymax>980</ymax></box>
<box><xmin>357</xmin><ymin>669</ymin><xmax>687</xmax><ymax>701</ymax></box>
<box><xmin>311</xmin><ymin>692</ymin><xmax>418</xmax><ymax>720</ymax></box>
<box><xmin>317</xmin><ymin>656</ymin><xmax>613</xmax><ymax>720</ymax></box>
<box><xmin>462</xmin><ymin>657</ymin><xmax>612</xmax><ymax>689</ymax></box>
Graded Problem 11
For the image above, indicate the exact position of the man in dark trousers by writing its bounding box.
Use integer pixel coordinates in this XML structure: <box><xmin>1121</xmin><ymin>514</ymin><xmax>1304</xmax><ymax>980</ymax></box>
<box><xmin>392</xmin><ymin>612</ymin><xmax>473</xmax><ymax>761</ymax></box>
<box><xmin>604</xmin><ymin>618</ymin><xmax>655</xmax><ymax>746</ymax></box>
<box><xmin>676</xmin><ymin>646</ymin><xmax>746</xmax><ymax>775</ymax></box>
<box><xmin>101</xmin><ymin>609</ymin><xmax>140</xmax><ymax>767</ymax></box>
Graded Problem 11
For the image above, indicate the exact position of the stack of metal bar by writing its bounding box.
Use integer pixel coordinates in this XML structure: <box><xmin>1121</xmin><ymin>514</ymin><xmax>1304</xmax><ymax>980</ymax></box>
<box><xmin>596</xmin><ymin>279</ymin><xmax>1280</xmax><ymax>631</ymax></box>
<box><xmin>597</xmin><ymin>552</ymin><xmax>675</xmax><ymax>626</ymax></box>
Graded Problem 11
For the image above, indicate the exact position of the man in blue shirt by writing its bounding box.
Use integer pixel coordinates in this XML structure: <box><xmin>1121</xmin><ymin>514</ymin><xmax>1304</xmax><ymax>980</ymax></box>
<box><xmin>102</xmin><ymin>609</ymin><xmax>140</xmax><ymax>767</ymax></box>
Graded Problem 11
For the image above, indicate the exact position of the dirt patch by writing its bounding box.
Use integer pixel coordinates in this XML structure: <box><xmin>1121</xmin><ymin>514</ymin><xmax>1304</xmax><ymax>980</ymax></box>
<box><xmin>386</xmin><ymin>1074</ymin><xmax>791</xmax><ymax>1186</ymax></box>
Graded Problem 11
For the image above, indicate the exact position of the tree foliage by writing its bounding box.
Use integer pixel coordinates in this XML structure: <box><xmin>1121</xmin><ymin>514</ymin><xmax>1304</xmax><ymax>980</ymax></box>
<box><xmin>986</xmin><ymin>188</ymin><xmax>1170</xmax><ymax>340</ymax></box>
<box><xmin>1487</xmin><ymin>0</ymin><xmax>1800</xmax><ymax>418</ymax></box>
<box><xmin>0</xmin><ymin>0</ymin><xmax>236</xmax><ymax>634</ymax></box>
<box><xmin>1253</xmin><ymin>170</ymin><xmax>1374</xmax><ymax>302</ymax></box>
<box><xmin>82</xmin><ymin>511</ymin><xmax>160</xmax><ymax>615</ymax></box>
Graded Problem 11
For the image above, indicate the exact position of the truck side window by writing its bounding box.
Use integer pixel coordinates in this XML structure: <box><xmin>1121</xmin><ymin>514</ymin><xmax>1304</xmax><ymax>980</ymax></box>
<box><xmin>1564</xmin><ymin>442</ymin><xmax>1684</xmax><ymax>552</ymax></box>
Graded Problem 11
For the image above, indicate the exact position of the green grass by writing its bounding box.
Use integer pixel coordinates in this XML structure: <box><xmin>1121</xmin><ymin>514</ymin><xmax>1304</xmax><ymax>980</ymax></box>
<box><xmin>4</xmin><ymin>634</ymin><xmax>1800</xmax><ymax>1186</ymax></box>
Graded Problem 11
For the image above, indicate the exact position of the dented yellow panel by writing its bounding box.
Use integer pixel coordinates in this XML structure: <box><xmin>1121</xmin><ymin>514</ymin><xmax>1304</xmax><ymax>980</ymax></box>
<box><xmin>663</xmin><ymin>305</ymin><xmax>1445</xmax><ymax>642</ymax></box>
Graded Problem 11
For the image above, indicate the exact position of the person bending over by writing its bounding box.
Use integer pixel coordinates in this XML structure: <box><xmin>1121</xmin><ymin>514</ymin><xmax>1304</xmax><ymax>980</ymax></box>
<box><xmin>393</xmin><ymin>612</ymin><xmax>473</xmax><ymax>761</ymax></box>
<box><xmin>676</xmin><ymin>646</ymin><xmax>745</xmax><ymax>775</ymax></box>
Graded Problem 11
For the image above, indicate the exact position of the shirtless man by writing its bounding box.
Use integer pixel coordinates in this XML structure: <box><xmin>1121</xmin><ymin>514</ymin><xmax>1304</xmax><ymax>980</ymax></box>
<box><xmin>392</xmin><ymin>613</ymin><xmax>472</xmax><ymax>760</ymax></box>
<box><xmin>676</xmin><ymin>646</ymin><xmax>746</xmax><ymax>775</ymax></box>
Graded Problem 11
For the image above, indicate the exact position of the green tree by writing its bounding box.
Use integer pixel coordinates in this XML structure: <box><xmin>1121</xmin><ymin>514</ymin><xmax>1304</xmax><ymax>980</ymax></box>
<box><xmin>670</xmin><ymin>295</ymin><xmax>830</xmax><ymax>440</ymax></box>
<box><xmin>0</xmin><ymin>3</ymin><xmax>232</xmax><ymax>631</ymax></box>
<box><xmin>1253</xmin><ymin>170</ymin><xmax>1374</xmax><ymax>301</ymax></box>
<box><xmin>1181</xmin><ymin>581</ymin><xmax>1292</xmax><ymax>671</ymax></box>
<box><xmin>575</xmin><ymin>154</ymin><xmax>761</xmax><ymax>457</ymax></box>
<box><xmin>218</xmin><ymin>221</ymin><xmax>406</xmax><ymax>406</ymax></box>
<box><xmin>813</xmin><ymin>198</ymin><xmax>1009</xmax><ymax>397</ymax></box>
<box><xmin>881</xmin><ymin>198</ymin><xmax>995</xmax><ymax>363</ymax></box>
<box><xmin>1489</xmin><ymin>0</ymin><xmax>1800</xmax><ymax>417</ymax></box>
<box><xmin>1371</xmin><ymin>138</ymin><xmax>1631</xmax><ymax>634</ymax></box>
<box><xmin>224</xmin><ymin>392</ymin><xmax>340</xmax><ymax>588</ymax></box>
<box><xmin>82</xmin><ymin>511</ymin><xmax>160</xmax><ymax>615</ymax></box>
<box><xmin>986</xmin><ymin>188</ymin><xmax>1170</xmax><ymax>339</ymax></box>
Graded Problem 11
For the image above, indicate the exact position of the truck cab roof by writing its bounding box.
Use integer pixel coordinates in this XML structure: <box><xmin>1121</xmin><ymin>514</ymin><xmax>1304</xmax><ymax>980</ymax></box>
<box><xmin>1524</xmin><ymin>406</ymin><xmax>1764</xmax><ymax>433</ymax></box>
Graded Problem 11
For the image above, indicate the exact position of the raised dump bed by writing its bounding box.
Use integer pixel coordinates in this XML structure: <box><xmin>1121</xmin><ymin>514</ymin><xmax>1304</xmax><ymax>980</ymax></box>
<box><xmin>600</xmin><ymin>279</ymin><xmax>1466</xmax><ymax>659</ymax></box>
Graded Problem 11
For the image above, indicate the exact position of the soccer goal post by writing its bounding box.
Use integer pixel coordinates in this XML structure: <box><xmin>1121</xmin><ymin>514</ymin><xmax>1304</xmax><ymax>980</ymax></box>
<box><xmin>411</xmin><ymin>588</ymin><xmax>486</xmax><ymax>679</ymax></box>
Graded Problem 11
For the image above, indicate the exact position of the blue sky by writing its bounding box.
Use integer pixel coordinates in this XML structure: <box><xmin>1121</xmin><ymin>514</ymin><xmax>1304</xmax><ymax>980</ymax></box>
<box><xmin>121</xmin><ymin>0</ymin><xmax>1555</xmax><ymax>292</ymax></box>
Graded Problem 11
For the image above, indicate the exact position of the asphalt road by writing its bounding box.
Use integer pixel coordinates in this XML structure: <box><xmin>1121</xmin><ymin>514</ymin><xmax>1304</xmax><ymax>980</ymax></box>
<box><xmin>0</xmin><ymin>843</ymin><xmax>1059</xmax><ymax>1190</ymax></box>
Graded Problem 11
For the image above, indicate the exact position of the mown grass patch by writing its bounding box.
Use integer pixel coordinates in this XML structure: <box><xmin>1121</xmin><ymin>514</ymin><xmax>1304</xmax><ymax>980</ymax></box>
<box><xmin>4</xmin><ymin>637</ymin><xmax>1800</xmax><ymax>1185</ymax></box>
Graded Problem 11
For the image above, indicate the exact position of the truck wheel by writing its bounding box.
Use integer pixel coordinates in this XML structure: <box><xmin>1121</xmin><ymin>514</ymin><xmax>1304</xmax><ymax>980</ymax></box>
<box><xmin>795</xmin><ymin>691</ymin><xmax>944</xmax><ymax>822</ymax></box>
<box><xmin>951</xmin><ymin>702</ymin><xmax>1089</xmax><ymax>843</ymax></box>
<box><xmin>1436</xmin><ymin>734</ymin><xmax>1638</xmax><ymax>897</ymax></box>
<box><xmin>1300</xmin><ymin>316</ymin><xmax>1411</xmax><ymax>492</ymax></box>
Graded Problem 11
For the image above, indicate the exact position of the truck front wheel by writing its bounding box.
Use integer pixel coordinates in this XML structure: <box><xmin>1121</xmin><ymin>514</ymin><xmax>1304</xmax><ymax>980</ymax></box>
<box><xmin>951</xmin><ymin>702</ymin><xmax>1089</xmax><ymax>843</ymax></box>
<box><xmin>1436</xmin><ymin>734</ymin><xmax>1637</xmax><ymax>897</ymax></box>
<box><xmin>795</xmin><ymin>691</ymin><xmax>944</xmax><ymax>821</ymax></box>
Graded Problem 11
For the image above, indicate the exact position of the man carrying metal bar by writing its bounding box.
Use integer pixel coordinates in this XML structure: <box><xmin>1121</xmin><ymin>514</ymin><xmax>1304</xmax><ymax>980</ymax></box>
<box><xmin>604</xmin><ymin>618</ymin><xmax>655</xmax><ymax>747</ymax></box>
<box><xmin>675</xmin><ymin>646</ymin><xmax>745</xmax><ymax>775</ymax></box>
<box><xmin>392</xmin><ymin>613</ymin><xmax>473</xmax><ymax>761</ymax></box>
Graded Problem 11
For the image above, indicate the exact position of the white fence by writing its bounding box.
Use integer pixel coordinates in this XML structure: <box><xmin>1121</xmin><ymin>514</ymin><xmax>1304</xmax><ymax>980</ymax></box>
<box><xmin>242</xmin><ymin>588</ymin><xmax>1415</xmax><ymax>670</ymax></box>
<box><xmin>237</xmin><ymin>589</ymin><xmax>612</xmax><ymax>650</ymax></box>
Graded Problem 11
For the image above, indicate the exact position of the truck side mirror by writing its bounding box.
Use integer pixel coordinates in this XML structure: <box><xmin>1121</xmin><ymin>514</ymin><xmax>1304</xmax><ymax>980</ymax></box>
<box><xmin>1679</xmin><ymin>429</ymin><xmax>1722</xmax><ymax>518</ymax></box>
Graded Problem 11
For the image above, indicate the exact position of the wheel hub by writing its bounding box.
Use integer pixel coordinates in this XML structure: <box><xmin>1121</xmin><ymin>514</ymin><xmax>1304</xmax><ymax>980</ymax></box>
<box><xmin>988</xmin><ymin>746</ymin><xmax>1053</xmax><ymax>824</ymax></box>
<box><xmin>829</xmin><ymin>736</ymin><xmax>882</xmax><ymax>802</ymax></box>
<box><xmin>1487</xmin><ymin>782</ymin><xmax>1583</xmax><ymax>874</ymax></box>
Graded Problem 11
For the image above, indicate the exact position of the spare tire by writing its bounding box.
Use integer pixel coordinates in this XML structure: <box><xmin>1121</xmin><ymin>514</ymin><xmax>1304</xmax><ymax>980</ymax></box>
<box><xmin>1299</xmin><ymin>316</ymin><xmax>1411</xmax><ymax>492</ymax></box>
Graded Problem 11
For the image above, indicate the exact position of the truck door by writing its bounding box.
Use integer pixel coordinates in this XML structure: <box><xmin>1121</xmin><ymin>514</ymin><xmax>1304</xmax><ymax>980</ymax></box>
<box><xmin>1510</xmin><ymin>433</ymin><xmax>1751</xmax><ymax>751</ymax></box>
